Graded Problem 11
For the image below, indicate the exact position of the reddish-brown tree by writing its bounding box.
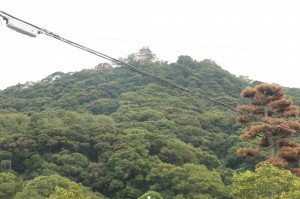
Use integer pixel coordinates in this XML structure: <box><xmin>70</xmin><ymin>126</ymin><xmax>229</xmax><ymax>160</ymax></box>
<box><xmin>236</xmin><ymin>83</ymin><xmax>300</xmax><ymax>174</ymax></box>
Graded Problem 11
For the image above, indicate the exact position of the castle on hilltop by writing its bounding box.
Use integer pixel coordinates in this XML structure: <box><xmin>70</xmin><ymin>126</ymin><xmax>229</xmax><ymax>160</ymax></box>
<box><xmin>137</xmin><ymin>46</ymin><xmax>152</xmax><ymax>61</ymax></box>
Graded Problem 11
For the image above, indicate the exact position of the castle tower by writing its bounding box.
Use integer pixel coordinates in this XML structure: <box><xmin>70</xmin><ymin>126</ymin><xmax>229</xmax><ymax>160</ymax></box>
<box><xmin>137</xmin><ymin>46</ymin><xmax>151</xmax><ymax>61</ymax></box>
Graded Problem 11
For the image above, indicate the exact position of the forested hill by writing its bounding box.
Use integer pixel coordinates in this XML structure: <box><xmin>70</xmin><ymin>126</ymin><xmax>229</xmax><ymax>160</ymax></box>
<box><xmin>0</xmin><ymin>55</ymin><xmax>299</xmax><ymax>199</ymax></box>
<box><xmin>0</xmin><ymin>56</ymin><xmax>250</xmax><ymax>112</ymax></box>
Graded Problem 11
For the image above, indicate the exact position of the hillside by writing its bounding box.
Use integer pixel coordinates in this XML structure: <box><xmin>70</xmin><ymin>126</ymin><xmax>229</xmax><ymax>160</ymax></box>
<box><xmin>0</xmin><ymin>55</ymin><xmax>299</xmax><ymax>199</ymax></box>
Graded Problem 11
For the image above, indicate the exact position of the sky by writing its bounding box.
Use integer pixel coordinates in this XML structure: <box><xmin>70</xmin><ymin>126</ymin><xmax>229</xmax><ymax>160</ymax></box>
<box><xmin>0</xmin><ymin>0</ymin><xmax>299</xmax><ymax>90</ymax></box>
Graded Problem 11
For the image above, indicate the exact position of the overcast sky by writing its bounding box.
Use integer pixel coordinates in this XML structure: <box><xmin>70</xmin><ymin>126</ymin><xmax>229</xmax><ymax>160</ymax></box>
<box><xmin>0</xmin><ymin>0</ymin><xmax>299</xmax><ymax>90</ymax></box>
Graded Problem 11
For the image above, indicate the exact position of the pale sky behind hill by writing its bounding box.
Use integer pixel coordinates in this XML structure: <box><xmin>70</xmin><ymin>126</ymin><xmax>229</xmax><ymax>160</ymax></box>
<box><xmin>0</xmin><ymin>0</ymin><xmax>299</xmax><ymax>89</ymax></box>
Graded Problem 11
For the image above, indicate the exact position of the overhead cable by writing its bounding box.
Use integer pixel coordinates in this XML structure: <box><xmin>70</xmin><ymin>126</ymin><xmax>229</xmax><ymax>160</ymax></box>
<box><xmin>1</xmin><ymin>10</ymin><xmax>299</xmax><ymax>135</ymax></box>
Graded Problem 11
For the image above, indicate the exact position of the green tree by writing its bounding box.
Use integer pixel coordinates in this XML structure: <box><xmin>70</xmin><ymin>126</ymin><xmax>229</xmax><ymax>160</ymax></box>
<box><xmin>47</xmin><ymin>184</ymin><xmax>88</xmax><ymax>199</ymax></box>
<box><xmin>279</xmin><ymin>180</ymin><xmax>300</xmax><ymax>199</ymax></box>
<box><xmin>0</xmin><ymin>114</ymin><xmax>29</xmax><ymax>134</ymax></box>
<box><xmin>0</xmin><ymin>172</ymin><xmax>24</xmax><ymax>199</ymax></box>
<box><xmin>87</xmin><ymin>99</ymin><xmax>119</xmax><ymax>115</ymax></box>
<box><xmin>176</xmin><ymin>55</ymin><xmax>195</xmax><ymax>68</ymax></box>
<box><xmin>0</xmin><ymin>150</ymin><xmax>12</xmax><ymax>159</ymax></box>
<box><xmin>147</xmin><ymin>163</ymin><xmax>227</xmax><ymax>199</ymax></box>
<box><xmin>14</xmin><ymin>175</ymin><xmax>81</xmax><ymax>199</ymax></box>
<box><xmin>158</xmin><ymin>140</ymin><xmax>198</xmax><ymax>166</ymax></box>
<box><xmin>106</xmin><ymin>146</ymin><xmax>153</xmax><ymax>198</ymax></box>
<box><xmin>46</xmin><ymin>183</ymin><xmax>105</xmax><ymax>199</ymax></box>
<box><xmin>49</xmin><ymin>152</ymin><xmax>89</xmax><ymax>181</ymax></box>
<box><xmin>231</xmin><ymin>162</ymin><xmax>300</xmax><ymax>199</ymax></box>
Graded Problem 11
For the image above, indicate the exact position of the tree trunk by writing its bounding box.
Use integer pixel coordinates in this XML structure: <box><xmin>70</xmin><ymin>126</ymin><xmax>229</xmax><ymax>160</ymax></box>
<box><xmin>264</xmin><ymin>105</ymin><xmax>275</xmax><ymax>158</ymax></box>
<box><xmin>267</xmin><ymin>134</ymin><xmax>275</xmax><ymax>158</ymax></box>
<box><xmin>264</xmin><ymin>105</ymin><xmax>268</xmax><ymax>117</ymax></box>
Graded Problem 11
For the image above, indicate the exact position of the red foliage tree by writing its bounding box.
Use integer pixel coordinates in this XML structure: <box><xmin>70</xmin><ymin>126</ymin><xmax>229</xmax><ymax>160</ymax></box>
<box><xmin>237</xmin><ymin>83</ymin><xmax>300</xmax><ymax>173</ymax></box>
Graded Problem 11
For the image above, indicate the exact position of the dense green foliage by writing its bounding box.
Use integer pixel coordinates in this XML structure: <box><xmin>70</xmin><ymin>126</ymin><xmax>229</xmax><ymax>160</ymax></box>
<box><xmin>13</xmin><ymin>175</ymin><xmax>104</xmax><ymax>199</ymax></box>
<box><xmin>0</xmin><ymin>55</ymin><xmax>299</xmax><ymax>198</ymax></box>
<box><xmin>0</xmin><ymin>172</ymin><xmax>24</xmax><ymax>199</ymax></box>
<box><xmin>230</xmin><ymin>163</ymin><xmax>300</xmax><ymax>199</ymax></box>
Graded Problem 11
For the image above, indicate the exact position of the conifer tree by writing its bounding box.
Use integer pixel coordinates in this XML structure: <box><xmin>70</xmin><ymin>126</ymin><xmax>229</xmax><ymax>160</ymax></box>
<box><xmin>237</xmin><ymin>83</ymin><xmax>300</xmax><ymax>175</ymax></box>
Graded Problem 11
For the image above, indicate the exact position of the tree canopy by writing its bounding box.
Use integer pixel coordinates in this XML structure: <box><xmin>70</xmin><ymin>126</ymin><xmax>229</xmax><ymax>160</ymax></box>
<box><xmin>0</xmin><ymin>54</ymin><xmax>300</xmax><ymax>198</ymax></box>
<box><xmin>231</xmin><ymin>162</ymin><xmax>300</xmax><ymax>199</ymax></box>
<box><xmin>236</xmin><ymin>83</ymin><xmax>300</xmax><ymax>175</ymax></box>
